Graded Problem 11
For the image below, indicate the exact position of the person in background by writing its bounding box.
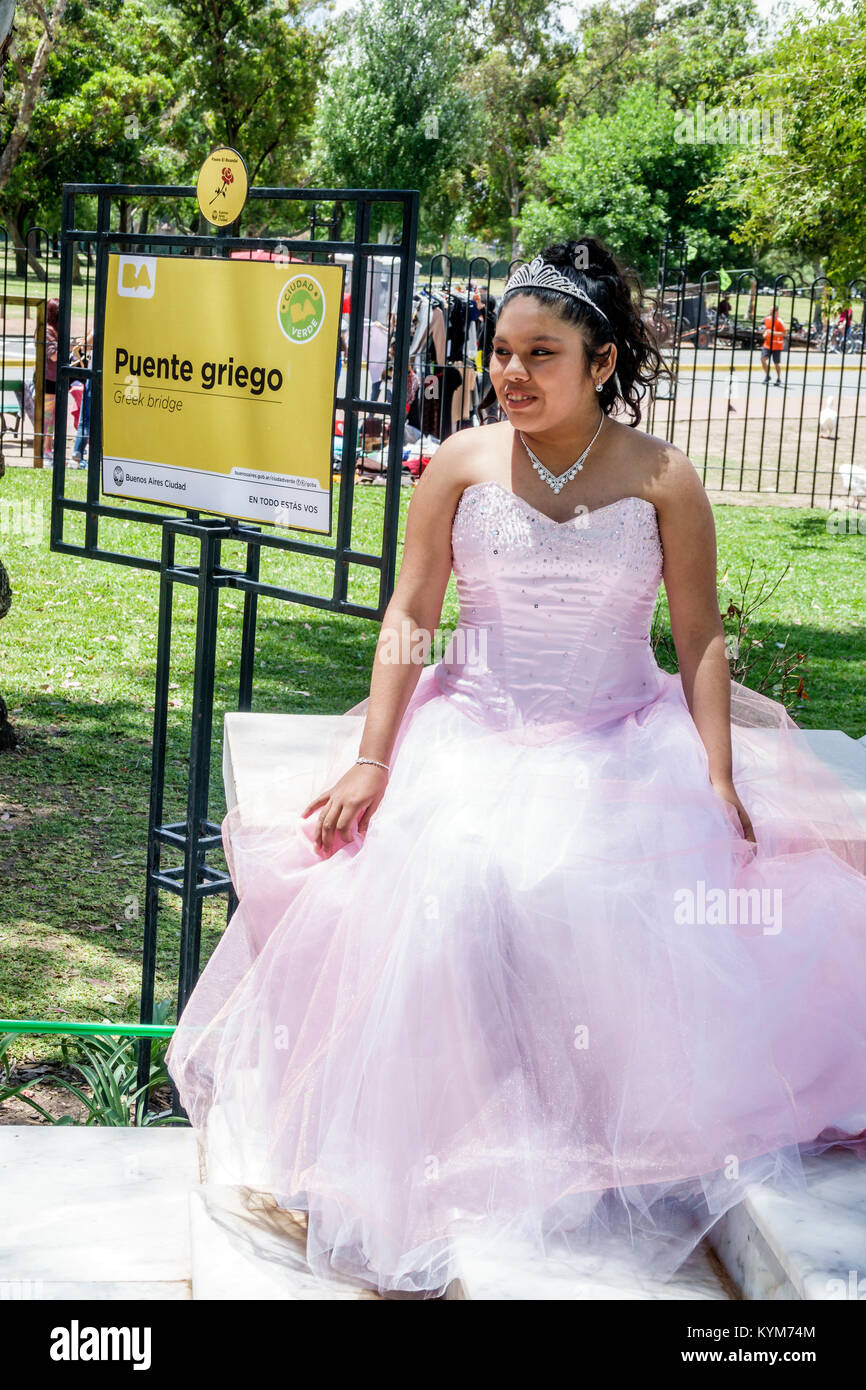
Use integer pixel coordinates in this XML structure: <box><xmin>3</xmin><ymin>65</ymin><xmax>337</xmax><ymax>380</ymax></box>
<box><xmin>761</xmin><ymin>307</ymin><xmax>786</xmax><ymax>386</ymax></box>
<box><xmin>837</xmin><ymin>306</ymin><xmax>853</xmax><ymax>353</ymax></box>
<box><xmin>371</xmin><ymin>348</ymin><xmax>394</xmax><ymax>404</ymax></box>
<box><xmin>376</xmin><ymin>364</ymin><xmax>393</xmax><ymax>404</ymax></box>
<box><xmin>71</xmin><ymin>329</ymin><xmax>93</xmax><ymax>468</ymax></box>
<box><xmin>41</xmin><ymin>298</ymin><xmax>60</xmax><ymax>463</ymax></box>
<box><xmin>478</xmin><ymin>291</ymin><xmax>500</xmax><ymax>423</ymax></box>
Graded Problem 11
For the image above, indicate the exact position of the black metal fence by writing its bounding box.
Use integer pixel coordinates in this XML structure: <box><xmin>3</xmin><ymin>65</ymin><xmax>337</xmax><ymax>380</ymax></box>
<box><xmin>645</xmin><ymin>236</ymin><xmax>866</xmax><ymax>507</ymax></box>
<box><xmin>345</xmin><ymin>250</ymin><xmax>506</xmax><ymax>486</ymax></box>
<box><xmin>394</xmin><ymin>239</ymin><xmax>865</xmax><ymax>509</ymax></box>
<box><xmin>6</xmin><ymin>220</ymin><xmax>863</xmax><ymax>504</ymax></box>
<box><xmin>0</xmin><ymin>225</ymin><xmax>57</xmax><ymax>469</ymax></box>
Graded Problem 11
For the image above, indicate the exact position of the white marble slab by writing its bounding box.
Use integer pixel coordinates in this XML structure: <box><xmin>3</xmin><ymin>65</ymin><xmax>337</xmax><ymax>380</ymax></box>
<box><xmin>223</xmin><ymin>715</ymin><xmax>866</xmax><ymax>836</ymax></box>
<box><xmin>710</xmin><ymin>1200</ymin><xmax>797</xmax><ymax>1300</ymax></box>
<box><xmin>0</xmin><ymin>1127</ymin><xmax>200</xmax><ymax>1286</ymax></box>
<box><xmin>448</xmin><ymin>1232</ymin><xmax>731</xmax><ymax>1301</ymax></box>
<box><xmin>223</xmin><ymin>711</ymin><xmax>357</xmax><ymax>826</ymax></box>
<box><xmin>710</xmin><ymin>1149</ymin><xmax>866</xmax><ymax>1300</ymax></box>
<box><xmin>189</xmin><ymin>1187</ymin><xmax>381</xmax><ymax>1300</ymax></box>
<box><xmin>0</xmin><ymin>1280</ymin><xmax>191</xmax><ymax>1301</ymax></box>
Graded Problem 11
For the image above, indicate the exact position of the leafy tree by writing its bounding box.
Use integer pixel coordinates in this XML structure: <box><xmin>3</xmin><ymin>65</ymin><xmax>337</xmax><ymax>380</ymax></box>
<box><xmin>463</xmin><ymin>0</ymin><xmax>763</xmax><ymax>262</ymax></box>
<box><xmin>1</xmin><ymin>0</ymin><xmax>324</xmax><ymax>256</ymax></box>
<box><xmin>558</xmin><ymin>0</ymin><xmax>761</xmax><ymax>120</ymax></box>
<box><xmin>640</xmin><ymin>0</ymin><xmax>762</xmax><ymax>105</ymax></box>
<box><xmin>519</xmin><ymin>82</ymin><xmax>736</xmax><ymax>280</ymax></box>
<box><xmin>0</xmin><ymin>1</ymin><xmax>192</xmax><ymax>267</ymax></box>
<box><xmin>161</xmin><ymin>0</ymin><xmax>322</xmax><ymax>189</ymax></box>
<box><xmin>458</xmin><ymin>0</ymin><xmax>571</xmax><ymax>260</ymax></box>
<box><xmin>694</xmin><ymin>0</ymin><xmax>866</xmax><ymax>283</ymax></box>
<box><xmin>556</xmin><ymin>0</ymin><xmax>657</xmax><ymax>120</ymax></box>
<box><xmin>0</xmin><ymin>0</ymin><xmax>70</xmax><ymax>273</ymax></box>
<box><xmin>311</xmin><ymin>0</ymin><xmax>476</xmax><ymax>244</ymax></box>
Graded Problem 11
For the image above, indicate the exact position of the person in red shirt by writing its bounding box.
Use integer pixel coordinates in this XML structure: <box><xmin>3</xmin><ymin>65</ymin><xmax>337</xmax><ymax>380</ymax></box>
<box><xmin>761</xmin><ymin>310</ymin><xmax>786</xmax><ymax>386</ymax></box>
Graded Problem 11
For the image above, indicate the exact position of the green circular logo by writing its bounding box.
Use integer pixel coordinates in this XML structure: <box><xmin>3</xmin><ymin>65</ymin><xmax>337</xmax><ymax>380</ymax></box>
<box><xmin>278</xmin><ymin>274</ymin><xmax>326</xmax><ymax>344</ymax></box>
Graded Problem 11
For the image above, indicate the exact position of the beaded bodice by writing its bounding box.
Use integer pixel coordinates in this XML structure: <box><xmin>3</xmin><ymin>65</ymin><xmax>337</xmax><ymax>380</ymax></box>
<box><xmin>433</xmin><ymin>480</ymin><xmax>667</xmax><ymax>740</ymax></box>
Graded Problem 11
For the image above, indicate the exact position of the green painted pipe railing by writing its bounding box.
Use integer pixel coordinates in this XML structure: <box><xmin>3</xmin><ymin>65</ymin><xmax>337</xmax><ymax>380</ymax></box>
<box><xmin>0</xmin><ymin>1020</ymin><xmax>175</xmax><ymax>1039</ymax></box>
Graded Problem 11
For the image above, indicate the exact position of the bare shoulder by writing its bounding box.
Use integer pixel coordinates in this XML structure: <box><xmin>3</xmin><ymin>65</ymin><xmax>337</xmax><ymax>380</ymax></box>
<box><xmin>611</xmin><ymin>422</ymin><xmax>712</xmax><ymax>522</ymax></box>
<box><xmin>409</xmin><ymin>423</ymin><xmax>504</xmax><ymax>513</ymax></box>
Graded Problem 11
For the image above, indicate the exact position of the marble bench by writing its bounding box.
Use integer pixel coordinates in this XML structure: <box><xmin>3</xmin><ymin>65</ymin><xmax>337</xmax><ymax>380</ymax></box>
<box><xmin>1</xmin><ymin>1121</ymin><xmax>861</xmax><ymax>1300</ymax></box>
<box><xmin>216</xmin><ymin>711</ymin><xmax>866</xmax><ymax>1300</ymax></box>
<box><xmin>223</xmin><ymin>712</ymin><xmax>866</xmax><ymax>831</ymax></box>
<box><xmin>3</xmin><ymin>721</ymin><xmax>862</xmax><ymax>1302</ymax></box>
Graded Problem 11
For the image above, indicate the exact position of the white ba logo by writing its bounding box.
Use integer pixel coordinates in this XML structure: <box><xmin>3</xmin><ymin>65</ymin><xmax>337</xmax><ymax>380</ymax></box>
<box><xmin>117</xmin><ymin>256</ymin><xmax>156</xmax><ymax>298</ymax></box>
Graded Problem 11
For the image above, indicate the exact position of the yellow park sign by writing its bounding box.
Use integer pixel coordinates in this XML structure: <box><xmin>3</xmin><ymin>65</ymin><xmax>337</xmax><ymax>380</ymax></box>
<box><xmin>196</xmin><ymin>147</ymin><xmax>249</xmax><ymax>227</ymax></box>
<box><xmin>100</xmin><ymin>253</ymin><xmax>345</xmax><ymax>532</ymax></box>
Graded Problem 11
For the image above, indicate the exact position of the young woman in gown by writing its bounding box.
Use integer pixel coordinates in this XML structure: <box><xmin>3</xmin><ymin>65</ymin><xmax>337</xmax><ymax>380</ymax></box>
<box><xmin>166</xmin><ymin>237</ymin><xmax>866</xmax><ymax>1297</ymax></box>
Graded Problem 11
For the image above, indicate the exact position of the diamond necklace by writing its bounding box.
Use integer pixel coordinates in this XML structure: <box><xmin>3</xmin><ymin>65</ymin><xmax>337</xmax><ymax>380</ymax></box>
<box><xmin>517</xmin><ymin>414</ymin><xmax>605</xmax><ymax>494</ymax></box>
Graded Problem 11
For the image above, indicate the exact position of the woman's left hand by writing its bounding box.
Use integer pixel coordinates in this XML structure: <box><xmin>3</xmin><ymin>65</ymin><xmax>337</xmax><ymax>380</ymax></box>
<box><xmin>710</xmin><ymin>777</ymin><xmax>757</xmax><ymax>845</ymax></box>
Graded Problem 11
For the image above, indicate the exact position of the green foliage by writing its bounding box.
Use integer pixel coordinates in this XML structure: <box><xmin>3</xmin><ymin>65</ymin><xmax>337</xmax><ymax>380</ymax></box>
<box><xmin>161</xmin><ymin>0</ymin><xmax>322</xmax><ymax>184</ymax></box>
<box><xmin>693</xmin><ymin>0</ymin><xmax>866</xmax><ymax>281</ymax></box>
<box><xmin>0</xmin><ymin>1002</ymin><xmax>184</xmax><ymax>1125</ymax></box>
<box><xmin>519</xmin><ymin>83</ymin><xmax>735</xmax><ymax>279</ymax></box>
<box><xmin>640</xmin><ymin>0</ymin><xmax>763</xmax><ymax>106</ymax></box>
<box><xmin>557</xmin><ymin>0</ymin><xmax>761</xmax><ymax>122</ymax></box>
<box><xmin>651</xmin><ymin>556</ymin><xmax>811</xmax><ymax>716</ymax></box>
<box><xmin>3</xmin><ymin>0</ymin><xmax>860</xmax><ymax>274</ymax></box>
<box><xmin>0</xmin><ymin>0</ymin><xmax>180</xmax><ymax>230</ymax></box>
<box><xmin>455</xmin><ymin>0</ymin><xmax>571</xmax><ymax>254</ymax></box>
<box><xmin>310</xmin><ymin>0</ymin><xmax>477</xmax><ymax>242</ymax></box>
<box><xmin>0</xmin><ymin>0</ymin><xmax>322</xmax><ymax>235</ymax></box>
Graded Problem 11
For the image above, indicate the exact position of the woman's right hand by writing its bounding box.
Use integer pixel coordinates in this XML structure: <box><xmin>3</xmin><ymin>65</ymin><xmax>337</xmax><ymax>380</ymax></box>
<box><xmin>301</xmin><ymin>761</ymin><xmax>389</xmax><ymax>854</ymax></box>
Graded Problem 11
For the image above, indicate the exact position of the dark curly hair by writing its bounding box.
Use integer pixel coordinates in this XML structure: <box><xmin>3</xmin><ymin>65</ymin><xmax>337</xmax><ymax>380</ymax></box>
<box><xmin>490</xmin><ymin>236</ymin><xmax>668</xmax><ymax>427</ymax></box>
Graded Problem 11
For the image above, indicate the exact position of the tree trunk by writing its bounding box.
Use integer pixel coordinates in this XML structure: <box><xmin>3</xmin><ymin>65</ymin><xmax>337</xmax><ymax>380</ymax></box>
<box><xmin>509</xmin><ymin>191</ymin><xmax>521</xmax><ymax>267</ymax></box>
<box><xmin>5</xmin><ymin>205</ymin><xmax>46</xmax><ymax>279</ymax></box>
<box><xmin>0</xmin><ymin>0</ymin><xmax>69</xmax><ymax>198</ymax></box>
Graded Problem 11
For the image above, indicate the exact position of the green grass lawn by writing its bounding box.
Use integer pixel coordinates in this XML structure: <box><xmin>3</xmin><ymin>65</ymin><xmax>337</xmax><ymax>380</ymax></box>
<box><xmin>0</xmin><ymin>465</ymin><xmax>864</xmax><ymax>1054</ymax></box>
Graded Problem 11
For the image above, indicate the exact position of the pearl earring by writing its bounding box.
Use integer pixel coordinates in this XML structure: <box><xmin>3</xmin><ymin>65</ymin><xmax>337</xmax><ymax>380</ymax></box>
<box><xmin>595</xmin><ymin>381</ymin><xmax>603</xmax><ymax>392</ymax></box>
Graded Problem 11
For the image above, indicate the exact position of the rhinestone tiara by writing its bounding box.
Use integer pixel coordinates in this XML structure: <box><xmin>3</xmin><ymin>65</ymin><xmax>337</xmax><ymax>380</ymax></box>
<box><xmin>502</xmin><ymin>255</ymin><xmax>611</xmax><ymax>325</ymax></box>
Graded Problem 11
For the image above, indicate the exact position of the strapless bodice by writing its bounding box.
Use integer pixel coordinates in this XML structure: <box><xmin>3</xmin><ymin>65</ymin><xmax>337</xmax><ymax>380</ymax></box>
<box><xmin>433</xmin><ymin>480</ymin><xmax>667</xmax><ymax>737</ymax></box>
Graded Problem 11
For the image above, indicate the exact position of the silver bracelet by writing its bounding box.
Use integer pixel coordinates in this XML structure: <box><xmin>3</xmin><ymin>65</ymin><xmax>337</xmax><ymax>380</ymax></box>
<box><xmin>356</xmin><ymin>756</ymin><xmax>390</xmax><ymax>772</ymax></box>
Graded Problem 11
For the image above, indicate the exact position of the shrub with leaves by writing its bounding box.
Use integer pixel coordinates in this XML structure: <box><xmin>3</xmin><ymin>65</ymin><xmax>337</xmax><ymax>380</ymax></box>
<box><xmin>651</xmin><ymin>558</ymin><xmax>809</xmax><ymax>719</ymax></box>
<box><xmin>0</xmin><ymin>1001</ymin><xmax>184</xmax><ymax>1126</ymax></box>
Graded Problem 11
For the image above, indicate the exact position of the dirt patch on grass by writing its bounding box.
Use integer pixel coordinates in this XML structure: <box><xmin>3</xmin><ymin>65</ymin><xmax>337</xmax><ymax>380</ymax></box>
<box><xmin>0</xmin><ymin>1063</ymin><xmax>92</xmax><ymax>1124</ymax></box>
<box><xmin>0</xmin><ymin>1061</ymin><xmax>175</xmax><ymax>1125</ymax></box>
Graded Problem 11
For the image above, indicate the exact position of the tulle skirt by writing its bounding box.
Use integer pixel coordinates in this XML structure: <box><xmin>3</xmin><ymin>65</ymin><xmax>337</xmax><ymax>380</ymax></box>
<box><xmin>166</xmin><ymin>663</ymin><xmax>866</xmax><ymax>1295</ymax></box>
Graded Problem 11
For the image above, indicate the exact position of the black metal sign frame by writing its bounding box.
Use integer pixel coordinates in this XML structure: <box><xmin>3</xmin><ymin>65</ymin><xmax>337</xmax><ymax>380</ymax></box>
<box><xmin>50</xmin><ymin>183</ymin><xmax>419</xmax><ymax>1104</ymax></box>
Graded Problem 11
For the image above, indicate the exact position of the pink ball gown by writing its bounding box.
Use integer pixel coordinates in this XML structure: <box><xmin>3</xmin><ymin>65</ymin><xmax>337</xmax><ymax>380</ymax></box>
<box><xmin>166</xmin><ymin>479</ymin><xmax>866</xmax><ymax>1295</ymax></box>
